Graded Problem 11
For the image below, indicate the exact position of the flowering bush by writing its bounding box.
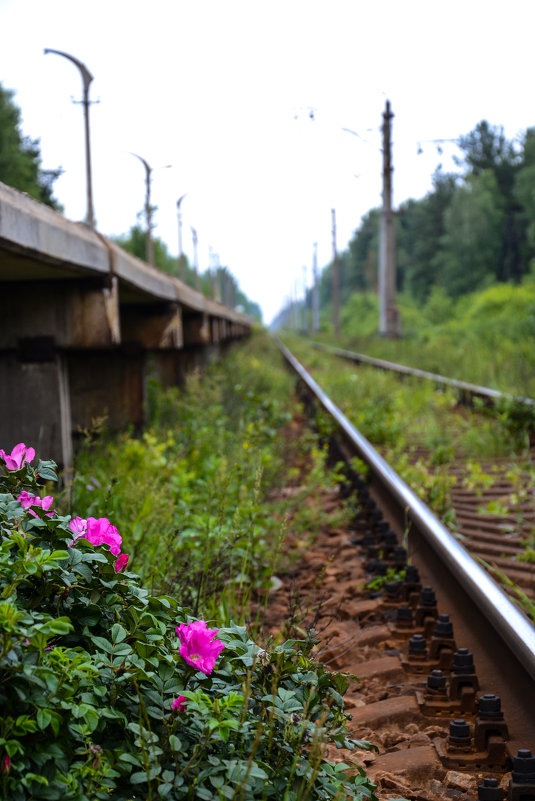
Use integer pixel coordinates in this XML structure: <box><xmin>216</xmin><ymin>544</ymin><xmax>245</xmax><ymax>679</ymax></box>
<box><xmin>0</xmin><ymin>447</ymin><xmax>376</xmax><ymax>800</ymax></box>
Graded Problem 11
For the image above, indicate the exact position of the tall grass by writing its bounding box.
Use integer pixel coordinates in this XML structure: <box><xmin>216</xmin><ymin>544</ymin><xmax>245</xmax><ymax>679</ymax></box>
<box><xmin>63</xmin><ymin>332</ymin><xmax>355</xmax><ymax>627</ymax></box>
<box><xmin>316</xmin><ymin>275</ymin><xmax>535</xmax><ymax>397</ymax></box>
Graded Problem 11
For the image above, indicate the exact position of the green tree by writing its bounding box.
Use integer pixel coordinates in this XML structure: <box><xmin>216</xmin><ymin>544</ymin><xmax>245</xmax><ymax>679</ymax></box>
<box><xmin>514</xmin><ymin>128</ymin><xmax>535</xmax><ymax>261</ymax></box>
<box><xmin>435</xmin><ymin>170</ymin><xmax>505</xmax><ymax>297</ymax></box>
<box><xmin>347</xmin><ymin>207</ymin><xmax>381</xmax><ymax>292</ymax></box>
<box><xmin>397</xmin><ymin>171</ymin><xmax>458</xmax><ymax>302</ymax></box>
<box><xmin>0</xmin><ymin>83</ymin><xmax>62</xmax><ymax>209</ymax></box>
<box><xmin>458</xmin><ymin>120</ymin><xmax>523</xmax><ymax>282</ymax></box>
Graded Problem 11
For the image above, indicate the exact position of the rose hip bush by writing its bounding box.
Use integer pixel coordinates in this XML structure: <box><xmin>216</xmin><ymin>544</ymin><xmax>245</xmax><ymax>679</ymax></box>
<box><xmin>0</xmin><ymin>448</ymin><xmax>377</xmax><ymax>800</ymax></box>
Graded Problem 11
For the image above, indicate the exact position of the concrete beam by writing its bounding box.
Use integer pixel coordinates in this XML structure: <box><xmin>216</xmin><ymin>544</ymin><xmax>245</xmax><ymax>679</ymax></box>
<box><xmin>0</xmin><ymin>183</ymin><xmax>108</xmax><ymax>276</ymax></box>
<box><xmin>0</xmin><ymin>278</ymin><xmax>120</xmax><ymax>348</ymax></box>
<box><xmin>0</xmin><ymin>182</ymin><xmax>251</xmax><ymax>331</ymax></box>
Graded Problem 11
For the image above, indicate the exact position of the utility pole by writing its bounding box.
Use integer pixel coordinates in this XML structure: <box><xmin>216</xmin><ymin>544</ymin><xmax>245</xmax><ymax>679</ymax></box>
<box><xmin>302</xmin><ymin>264</ymin><xmax>308</xmax><ymax>334</ymax></box>
<box><xmin>312</xmin><ymin>242</ymin><xmax>319</xmax><ymax>333</ymax></box>
<box><xmin>331</xmin><ymin>209</ymin><xmax>340</xmax><ymax>337</ymax></box>
<box><xmin>379</xmin><ymin>100</ymin><xmax>400</xmax><ymax>337</ymax></box>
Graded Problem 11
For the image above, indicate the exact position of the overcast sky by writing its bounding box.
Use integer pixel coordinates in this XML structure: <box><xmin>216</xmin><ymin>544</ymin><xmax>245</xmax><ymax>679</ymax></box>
<box><xmin>1</xmin><ymin>0</ymin><xmax>534</xmax><ymax>323</ymax></box>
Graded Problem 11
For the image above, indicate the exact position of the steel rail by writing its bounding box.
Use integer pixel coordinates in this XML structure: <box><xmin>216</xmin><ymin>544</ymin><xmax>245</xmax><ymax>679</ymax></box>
<box><xmin>311</xmin><ymin>341</ymin><xmax>535</xmax><ymax>408</ymax></box>
<box><xmin>277</xmin><ymin>338</ymin><xmax>535</xmax><ymax>681</ymax></box>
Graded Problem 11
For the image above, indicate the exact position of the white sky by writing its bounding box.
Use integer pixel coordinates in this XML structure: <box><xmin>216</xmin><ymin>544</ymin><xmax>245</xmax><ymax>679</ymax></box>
<box><xmin>1</xmin><ymin>0</ymin><xmax>534</xmax><ymax>323</ymax></box>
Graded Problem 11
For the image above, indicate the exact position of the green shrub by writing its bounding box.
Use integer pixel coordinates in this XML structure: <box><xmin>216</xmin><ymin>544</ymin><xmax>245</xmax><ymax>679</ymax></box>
<box><xmin>0</xmin><ymin>448</ymin><xmax>377</xmax><ymax>800</ymax></box>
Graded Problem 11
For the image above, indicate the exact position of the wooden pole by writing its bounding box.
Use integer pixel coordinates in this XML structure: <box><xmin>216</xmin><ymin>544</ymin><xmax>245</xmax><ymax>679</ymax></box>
<box><xmin>331</xmin><ymin>209</ymin><xmax>340</xmax><ymax>337</ymax></box>
<box><xmin>379</xmin><ymin>100</ymin><xmax>400</xmax><ymax>337</ymax></box>
<box><xmin>312</xmin><ymin>242</ymin><xmax>319</xmax><ymax>333</ymax></box>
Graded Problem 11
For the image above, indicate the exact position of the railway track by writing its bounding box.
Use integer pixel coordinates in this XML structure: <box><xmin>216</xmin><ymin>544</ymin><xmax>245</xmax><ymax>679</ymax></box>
<box><xmin>311</xmin><ymin>342</ymin><xmax>535</xmax><ymax>411</ymax></box>
<box><xmin>307</xmin><ymin>340</ymin><xmax>535</xmax><ymax>604</ymax></box>
<box><xmin>274</xmin><ymin>338</ymin><xmax>535</xmax><ymax>801</ymax></box>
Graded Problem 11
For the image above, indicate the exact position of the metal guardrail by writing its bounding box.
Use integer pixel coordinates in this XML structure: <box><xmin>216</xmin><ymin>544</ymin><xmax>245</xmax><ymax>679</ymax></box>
<box><xmin>312</xmin><ymin>342</ymin><xmax>535</xmax><ymax>409</ymax></box>
<box><xmin>277</xmin><ymin>337</ymin><xmax>535</xmax><ymax>681</ymax></box>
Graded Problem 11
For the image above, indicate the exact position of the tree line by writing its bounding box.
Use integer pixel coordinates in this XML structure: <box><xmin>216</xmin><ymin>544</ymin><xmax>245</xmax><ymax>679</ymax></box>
<box><xmin>315</xmin><ymin>120</ymin><xmax>535</xmax><ymax>312</ymax></box>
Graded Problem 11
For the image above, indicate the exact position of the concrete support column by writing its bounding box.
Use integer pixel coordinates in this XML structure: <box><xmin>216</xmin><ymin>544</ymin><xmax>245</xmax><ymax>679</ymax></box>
<box><xmin>68</xmin><ymin>348</ymin><xmax>146</xmax><ymax>443</ymax></box>
<box><xmin>0</xmin><ymin>349</ymin><xmax>72</xmax><ymax>468</ymax></box>
<box><xmin>183</xmin><ymin>313</ymin><xmax>210</xmax><ymax>345</ymax></box>
<box><xmin>146</xmin><ymin>350</ymin><xmax>187</xmax><ymax>389</ymax></box>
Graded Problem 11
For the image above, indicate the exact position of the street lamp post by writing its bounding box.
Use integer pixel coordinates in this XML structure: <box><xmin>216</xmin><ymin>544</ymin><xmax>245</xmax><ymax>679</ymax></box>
<box><xmin>44</xmin><ymin>48</ymin><xmax>95</xmax><ymax>228</ymax></box>
<box><xmin>130</xmin><ymin>153</ymin><xmax>154</xmax><ymax>266</ymax></box>
<box><xmin>191</xmin><ymin>226</ymin><xmax>200</xmax><ymax>290</ymax></box>
<box><xmin>176</xmin><ymin>194</ymin><xmax>187</xmax><ymax>280</ymax></box>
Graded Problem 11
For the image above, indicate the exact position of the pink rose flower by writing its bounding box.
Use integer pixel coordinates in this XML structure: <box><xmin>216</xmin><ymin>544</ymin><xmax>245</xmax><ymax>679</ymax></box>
<box><xmin>86</xmin><ymin>517</ymin><xmax>122</xmax><ymax>555</ymax></box>
<box><xmin>69</xmin><ymin>516</ymin><xmax>122</xmax><ymax>555</ymax></box>
<box><xmin>69</xmin><ymin>516</ymin><xmax>87</xmax><ymax>535</ymax></box>
<box><xmin>18</xmin><ymin>490</ymin><xmax>39</xmax><ymax>510</ymax></box>
<box><xmin>1</xmin><ymin>754</ymin><xmax>10</xmax><ymax>774</ymax></box>
<box><xmin>17</xmin><ymin>491</ymin><xmax>55</xmax><ymax>518</ymax></box>
<box><xmin>171</xmin><ymin>695</ymin><xmax>187</xmax><ymax>712</ymax></box>
<box><xmin>68</xmin><ymin>516</ymin><xmax>88</xmax><ymax>546</ymax></box>
<box><xmin>175</xmin><ymin>620</ymin><xmax>225</xmax><ymax>675</ymax></box>
<box><xmin>114</xmin><ymin>553</ymin><xmax>129</xmax><ymax>573</ymax></box>
<box><xmin>0</xmin><ymin>442</ymin><xmax>35</xmax><ymax>471</ymax></box>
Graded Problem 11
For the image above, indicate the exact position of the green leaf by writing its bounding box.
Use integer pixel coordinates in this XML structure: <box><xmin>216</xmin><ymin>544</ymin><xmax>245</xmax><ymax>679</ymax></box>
<box><xmin>118</xmin><ymin>753</ymin><xmax>142</xmax><ymax>766</ymax></box>
<box><xmin>111</xmin><ymin>623</ymin><xmax>128</xmax><ymax>643</ymax></box>
<box><xmin>83</xmin><ymin>707</ymin><xmax>99</xmax><ymax>732</ymax></box>
<box><xmin>49</xmin><ymin>550</ymin><xmax>69</xmax><ymax>561</ymax></box>
<box><xmin>73</xmin><ymin>562</ymin><xmax>93</xmax><ymax>582</ymax></box>
<box><xmin>112</xmin><ymin>642</ymin><xmax>132</xmax><ymax>657</ymax></box>
<box><xmin>130</xmin><ymin>766</ymin><xmax>161</xmax><ymax>783</ymax></box>
<box><xmin>23</xmin><ymin>772</ymin><xmax>49</xmax><ymax>786</ymax></box>
<box><xmin>90</xmin><ymin>636</ymin><xmax>114</xmax><ymax>654</ymax></box>
<box><xmin>130</xmin><ymin>770</ymin><xmax>149</xmax><ymax>785</ymax></box>
<box><xmin>37</xmin><ymin>466</ymin><xmax>58</xmax><ymax>482</ymax></box>
<box><xmin>37</xmin><ymin>708</ymin><xmax>52</xmax><ymax>730</ymax></box>
<box><xmin>49</xmin><ymin>712</ymin><xmax>62</xmax><ymax>737</ymax></box>
<box><xmin>46</xmin><ymin>617</ymin><xmax>73</xmax><ymax>635</ymax></box>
